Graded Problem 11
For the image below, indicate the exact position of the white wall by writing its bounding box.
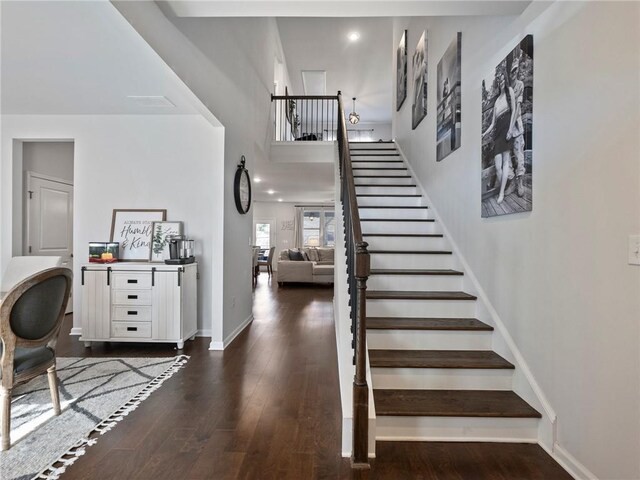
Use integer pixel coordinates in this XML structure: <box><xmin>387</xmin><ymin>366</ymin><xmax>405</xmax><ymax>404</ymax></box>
<box><xmin>113</xmin><ymin>2</ymin><xmax>293</xmax><ymax>347</ymax></box>
<box><xmin>253</xmin><ymin>201</ymin><xmax>297</xmax><ymax>268</ymax></box>
<box><xmin>23</xmin><ymin>142</ymin><xmax>74</xmax><ymax>182</ymax></box>
<box><xmin>1</xmin><ymin>114</ymin><xmax>225</xmax><ymax>337</ymax></box>
<box><xmin>392</xmin><ymin>2</ymin><xmax>640</xmax><ymax>479</ymax></box>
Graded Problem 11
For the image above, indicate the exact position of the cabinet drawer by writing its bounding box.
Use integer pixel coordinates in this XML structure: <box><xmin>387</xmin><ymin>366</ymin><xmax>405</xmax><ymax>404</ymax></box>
<box><xmin>112</xmin><ymin>321</ymin><xmax>151</xmax><ymax>339</ymax></box>
<box><xmin>112</xmin><ymin>273</ymin><xmax>152</xmax><ymax>290</ymax></box>
<box><xmin>113</xmin><ymin>290</ymin><xmax>152</xmax><ymax>306</ymax></box>
<box><xmin>112</xmin><ymin>306</ymin><xmax>152</xmax><ymax>322</ymax></box>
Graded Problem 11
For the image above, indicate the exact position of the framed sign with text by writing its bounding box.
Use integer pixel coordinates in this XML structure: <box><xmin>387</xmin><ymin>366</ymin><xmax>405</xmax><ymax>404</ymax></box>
<box><xmin>110</xmin><ymin>209</ymin><xmax>167</xmax><ymax>261</ymax></box>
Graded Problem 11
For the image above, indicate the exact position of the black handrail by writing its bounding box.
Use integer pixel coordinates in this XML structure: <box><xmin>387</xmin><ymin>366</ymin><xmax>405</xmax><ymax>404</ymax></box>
<box><xmin>337</xmin><ymin>91</ymin><xmax>371</xmax><ymax>472</ymax></box>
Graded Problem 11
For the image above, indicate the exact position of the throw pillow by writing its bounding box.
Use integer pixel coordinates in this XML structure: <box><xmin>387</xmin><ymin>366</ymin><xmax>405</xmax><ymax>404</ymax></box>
<box><xmin>288</xmin><ymin>249</ymin><xmax>305</xmax><ymax>261</ymax></box>
<box><xmin>307</xmin><ymin>248</ymin><xmax>319</xmax><ymax>262</ymax></box>
<box><xmin>279</xmin><ymin>249</ymin><xmax>290</xmax><ymax>261</ymax></box>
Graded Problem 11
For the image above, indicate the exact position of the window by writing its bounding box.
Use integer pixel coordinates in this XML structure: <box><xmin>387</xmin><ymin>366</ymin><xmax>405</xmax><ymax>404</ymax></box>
<box><xmin>302</xmin><ymin>208</ymin><xmax>334</xmax><ymax>247</ymax></box>
<box><xmin>255</xmin><ymin>223</ymin><xmax>270</xmax><ymax>249</ymax></box>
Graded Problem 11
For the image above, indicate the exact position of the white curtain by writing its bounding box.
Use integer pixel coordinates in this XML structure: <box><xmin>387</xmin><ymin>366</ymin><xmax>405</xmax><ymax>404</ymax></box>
<box><xmin>293</xmin><ymin>207</ymin><xmax>303</xmax><ymax>248</ymax></box>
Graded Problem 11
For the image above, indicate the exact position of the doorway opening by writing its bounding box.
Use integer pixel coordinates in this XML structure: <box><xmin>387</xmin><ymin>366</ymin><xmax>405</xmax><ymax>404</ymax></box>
<box><xmin>20</xmin><ymin>141</ymin><xmax>75</xmax><ymax>312</ymax></box>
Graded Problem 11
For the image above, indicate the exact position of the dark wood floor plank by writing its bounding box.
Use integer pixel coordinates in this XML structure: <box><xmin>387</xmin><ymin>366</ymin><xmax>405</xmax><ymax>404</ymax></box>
<box><xmin>55</xmin><ymin>279</ymin><xmax>566</xmax><ymax>479</ymax></box>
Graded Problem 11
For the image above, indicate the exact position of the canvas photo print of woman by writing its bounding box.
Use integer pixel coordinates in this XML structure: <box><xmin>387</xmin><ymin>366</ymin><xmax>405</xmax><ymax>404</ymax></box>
<box><xmin>481</xmin><ymin>35</ymin><xmax>533</xmax><ymax>218</ymax></box>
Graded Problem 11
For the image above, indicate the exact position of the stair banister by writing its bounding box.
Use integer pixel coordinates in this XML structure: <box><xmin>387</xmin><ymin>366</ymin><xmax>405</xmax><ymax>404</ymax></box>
<box><xmin>337</xmin><ymin>90</ymin><xmax>371</xmax><ymax>472</ymax></box>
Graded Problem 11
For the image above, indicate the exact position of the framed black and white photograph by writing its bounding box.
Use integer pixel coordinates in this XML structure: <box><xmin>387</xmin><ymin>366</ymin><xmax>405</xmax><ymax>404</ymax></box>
<box><xmin>436</xmin><ymin>32</ymin><xmax>462</xmax><ymax>162</ymax></box>
<box><xmin>412</xmin><ymin>30</ymin><xmax>428</xmax><ymax>130</ymax></box>
<box><xmin>110</xmin><ymin>209</ymin><xmax>166</xmax><ymax>261</ymax></box>
<box><xmin>481</xmin><ymin>34</ymin><xmax>533</xmax><ymax>218</ymax></box>
<box><xmin>396</xmin><ymin>30</ymin><xmax>408</xmax><ymax>111</ymax></box>
<box><xmin>150</xmin><ymin>221</ymin><xmax>183</xmax><ymax>262</ymax></box>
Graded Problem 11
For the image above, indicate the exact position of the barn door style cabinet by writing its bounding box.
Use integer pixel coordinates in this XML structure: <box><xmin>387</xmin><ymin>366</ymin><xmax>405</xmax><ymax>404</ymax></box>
<box><xmin>80</xmin><ymin>263</ymin><xmax>197</xmax><ymax>349</ymax></box>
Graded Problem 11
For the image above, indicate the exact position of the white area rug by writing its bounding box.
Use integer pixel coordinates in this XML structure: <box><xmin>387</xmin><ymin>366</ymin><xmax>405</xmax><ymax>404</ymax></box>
<box><xmin>0</xmin><ymin>355</ymin><xmax>189</xmax><ymax>480</ymax></box>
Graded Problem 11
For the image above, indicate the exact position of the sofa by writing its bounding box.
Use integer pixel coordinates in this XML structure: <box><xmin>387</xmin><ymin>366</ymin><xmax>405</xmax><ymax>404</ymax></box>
<box><xmin>277</xmin><ymin>247</ymin><xmax>334</xmax><ymax>285</ymax></box>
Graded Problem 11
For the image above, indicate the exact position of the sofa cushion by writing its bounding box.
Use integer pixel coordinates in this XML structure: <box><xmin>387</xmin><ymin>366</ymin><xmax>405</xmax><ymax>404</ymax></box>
<box><xmin>312</xmin><ymin>264</ymin><xmax>333</xmax><ymax>276</ymax></box>
<box><xmin>317</xmin><ymin>248</ymin><xmax>334</xmax><ymax>263</ymax></box>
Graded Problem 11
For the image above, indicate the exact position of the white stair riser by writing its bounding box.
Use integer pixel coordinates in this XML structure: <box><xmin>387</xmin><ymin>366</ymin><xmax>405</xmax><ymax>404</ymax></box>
<box><xmin>357</xmin><ymin>197</ymin><xmax>424</xmax><ymax>207</ymax></box>
<box><xmin>364</xmin><ymin>236</ymin><xmax>448</xmax><ymax>250</ymax></box>
<box><xmin>352</xmin><ymin>161</ymin><xmax>404</xmax><ymax>169</ymax></box>
<box><xmin>368</xmin><ymin>274</ymin><xmax>463</xmax><ymax>291</ymax></box>
<box><xmin>359</xmin><ymin>208</ymin><xmax>430</xmax><ymax>220</ymax></box>
<box><xmin>353</xmin><ymin>169</ymin><xmax>408</xmax><ymax>176</ymax></box>
<box><xmin>367</xmin><ymin>299</ymin><xmax>476</xmax><ymax>318</ymax></box>
<box><xmin>370</xmin><ymin>254</ymin><xmax>455</xmax><ymax>270</ymax></box>
<box><xmin>354</xmin><ymin>176</ymin><xmax>414</xmax><ymax>185</ymax></box>
<box><xmin>371</xmin><ymin>368</ymin><xmax>513</xmax><ymax>390</ymax></box>
<box><xmin>363</xmin><ymin>221</ymin><xmax>438</xmax><ymax>234</ymax></box>
<box><xmin>356</xmin><ymin>186</ymin><xmax>418</xmax><ymax>195</ymax></box>
<box><xmin>375</xmin><ymin>416</ymin><xmax>538</xmax><ymax>442</ymax></box>
<box><xmin>368</xmin><ymin>329</ymin><xmax>491</xmax><ymax>350</ymax></box>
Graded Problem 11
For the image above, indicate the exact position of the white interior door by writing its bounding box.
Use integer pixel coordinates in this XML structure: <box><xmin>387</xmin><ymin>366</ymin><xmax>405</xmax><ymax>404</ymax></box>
<box><xmin>26</xmin><ymin>172</ymin><xmax>74</xmax><ymax>312</ymax></box>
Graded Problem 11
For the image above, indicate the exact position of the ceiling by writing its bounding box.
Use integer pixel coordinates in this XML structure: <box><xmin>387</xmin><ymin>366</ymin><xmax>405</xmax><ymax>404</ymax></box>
<box><xmin>0</xmin><ymin>1</ymin><xmax>205</xmax><ymax>116</ymax></box>
<box><xmin>277</xmin><ymin>17</ymin><xmax>393</xmax><ymax>124</ymax></box>
<box><xmin>166</xmin><ymin>1</ymin><xmax>532</xmax><ymax>18</ymax></box>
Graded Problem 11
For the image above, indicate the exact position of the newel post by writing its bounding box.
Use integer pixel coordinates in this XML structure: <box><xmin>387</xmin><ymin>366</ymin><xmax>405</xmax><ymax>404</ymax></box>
<box><xmin>352</xmin><ymin>241</ymin><xmax>370</xmax><ymax>471</ymax></box>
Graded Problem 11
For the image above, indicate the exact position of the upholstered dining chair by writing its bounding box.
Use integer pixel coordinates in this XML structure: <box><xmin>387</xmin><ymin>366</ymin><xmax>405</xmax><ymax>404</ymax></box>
<box><xmin>258</xmin><ymin>246</ymin><xmax>276</xmax><ymax>277</ymax></box>
<box><xmin>1</xmin><ymin>256</ymin><xmax>63</xmax><ymax>292</ymax></box>
<box><xmin>0</xmin><ymin>267</ymin><xmax>72</xmax><ymax>450</ymax></box>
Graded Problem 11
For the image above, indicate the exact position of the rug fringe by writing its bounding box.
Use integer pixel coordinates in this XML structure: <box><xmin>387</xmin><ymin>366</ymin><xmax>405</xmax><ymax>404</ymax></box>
<box><xmin>32</xmin><ymin>355</ymin><xmax>190</xmax><ymax>480</ymax></box>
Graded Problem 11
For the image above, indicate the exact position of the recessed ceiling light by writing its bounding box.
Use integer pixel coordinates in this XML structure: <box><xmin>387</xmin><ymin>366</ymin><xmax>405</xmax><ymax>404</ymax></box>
<box><xmin>348</xmin><ymin>32</ymin><xmax>360</xmax><ymax>42</ymax></box>
<box><xmin>267</xmin><ymin>189</ymin><xmax>275</xmax><ymax>195</ymax></box>
<box><xmin>254</xmin><ymin>177</ymin><xmax>262</xmax><ymax>183</ymax></box>
<box><xmin>278</xmin><ymin>198</ymin><xmax>283</xmax><ymax>202</ymax></box>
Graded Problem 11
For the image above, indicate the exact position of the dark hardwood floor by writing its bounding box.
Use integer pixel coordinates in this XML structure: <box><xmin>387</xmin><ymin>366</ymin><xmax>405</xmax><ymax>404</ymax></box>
<box><xmin>56</xmin><ymin>276</ymin><xmax>571</xmax><ymax>479</ymax></box>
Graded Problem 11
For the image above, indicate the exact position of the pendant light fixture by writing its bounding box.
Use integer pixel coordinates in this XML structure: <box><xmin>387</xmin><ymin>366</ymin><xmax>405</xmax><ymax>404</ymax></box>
<box><xmin>348</xmin><ymin>97</ymin><xmax>360</xmax><ymax>125</ymax></box>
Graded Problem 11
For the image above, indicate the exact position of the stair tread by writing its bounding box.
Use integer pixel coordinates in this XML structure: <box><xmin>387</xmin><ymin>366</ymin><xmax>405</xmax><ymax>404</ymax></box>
<box><xmin>353</xmin><ymin>167</ymin><xmax>407</xmax><ymax>170</ymax></box>
<box><xmin>373</xmin><ymin>389</ymin><xmax>541</xmax><ymax>418</ymax></box>
<box><xmin>368</xmin><ymin>250</ymin><xmax>452</xmax><ymax>255</ymax></box>
<box><xmin>357</xmin><ymin>194</ymin><xmax>422</xmax><ymax>197</ymax></box>
<box><xmin>369</xmin><ymin>350</ymin><xmax>513</xmax><ymax>369</ymax></box>
<box><xmin>354</xmin><ymin>175</ymin><xmax>411</xmax><ymax>178</ymax></box>
<box><xmin>367</xmin><ymin>317</ymin><xmax>493</xmax><ymax>331</ymax></box>
<box><xmin>350</xmin><ymin>153</ymin><xmax>400</xmax><ymax>156</ymax></box>
<box><xmin>359</xmin><ymin>206</ymin><xmax>428</xmax><ymax>209</ymax></box>
<box><xmin>363</xmin><ymin>233</ymin><xmax>442</xmax><ymax>237</ymax></box>
<box><xmin>370</xmin><ymin>269</ymin><xmax>463</xmax><ymax>276</ymax></box>
<box><xmin>355</xmin><ymin>184</ymin><xmax>417</xmax><ymax>188</ymax></box>
<box><xmin>362</xmin><ymin>218</ymin><xmax>434</xmax><ymax>222</ymax></box>
<box><xmin>367</xmin><ymin>291</ymin><xmax>477</xmax><ymax>300</ymax></box>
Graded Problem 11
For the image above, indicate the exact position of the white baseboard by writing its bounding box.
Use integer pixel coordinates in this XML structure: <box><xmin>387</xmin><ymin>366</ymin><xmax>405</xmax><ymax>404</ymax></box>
<box><xmin>540</xmin><ymin>443</ymin><xmax>595</xmax><ymax>480</ymax></box>
<box><xmin>70</xmin><ymin>327</ymin><xmax>82</xmax><ymax>336</ymax></box>
<box><xmin>209</xmin><ymin>314</ymin><xmax>254</xmax><ymax>351</ymax></box>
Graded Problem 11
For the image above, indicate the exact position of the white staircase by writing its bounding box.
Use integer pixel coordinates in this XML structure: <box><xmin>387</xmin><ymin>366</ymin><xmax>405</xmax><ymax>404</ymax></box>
<box><xmin>351</xmin><ymin>141</ymin><xmax>541</xmax><ymax>443</ymax></box>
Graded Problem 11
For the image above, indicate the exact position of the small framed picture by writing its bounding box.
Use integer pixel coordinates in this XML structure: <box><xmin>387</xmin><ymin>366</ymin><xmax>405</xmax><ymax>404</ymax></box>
<box><xmin>110</xmin><ymin>209</ymin><xmax>166</xmax><ymax>261</ymax></box>
<box><xmin>150</xmin><ymin>221</ymin><xmax>183</xmax><ymax>262</ymax></box>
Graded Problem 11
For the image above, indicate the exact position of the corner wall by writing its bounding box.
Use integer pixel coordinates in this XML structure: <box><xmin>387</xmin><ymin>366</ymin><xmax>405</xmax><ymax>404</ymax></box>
<box><xmin>0</xmin><ymin>114</ymin><xmax>224</xmax><ymax>337</ymax></box>
<box><xmin>392</xmin><ymin>2</ymin><xmax>640</xmax><ymax>478</ymax></box>
<box><xmin>113</xmin><ymin>2</ymin><xmax>293</xmax><ymax>348</ymax></box>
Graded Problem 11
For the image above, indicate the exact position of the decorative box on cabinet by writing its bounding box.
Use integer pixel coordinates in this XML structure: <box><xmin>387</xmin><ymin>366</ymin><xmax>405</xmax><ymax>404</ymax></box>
<box><xmin>80</xmin><ymin>262</ymin><xmax>197</xmax><ymax>349</ymax></box>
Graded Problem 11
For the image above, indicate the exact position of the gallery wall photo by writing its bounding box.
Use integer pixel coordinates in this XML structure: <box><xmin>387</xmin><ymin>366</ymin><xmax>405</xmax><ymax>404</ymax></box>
<box><xmin>481</xmin><ymin>34</ymin><xmax>533</xmax><ymax>218</ymax></box>
<box><xmin>396</xmin><ymin>30</ymin><xmax>407</xmax><ymax>111</ymax></box>
<box><xmin>436</xmin><ymin>32</ymin><xmax>462</xmax><ymax>162</ymax></box>
<box><xmin>412</xmin><ymin>31</ymin><xmax>428</xmax><ymax>130</ymax></box>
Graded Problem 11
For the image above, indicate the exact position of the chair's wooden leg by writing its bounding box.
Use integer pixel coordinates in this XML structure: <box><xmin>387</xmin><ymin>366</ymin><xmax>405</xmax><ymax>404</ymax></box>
<box><xmin>1</xmin><ymin>387</ymin><xmax>11</xmax><ymax>451</ymax></box>
<box><xmin>47</xmin><ymin>366</ymin><xmax>61</xmax><ymax>415</ymax></box>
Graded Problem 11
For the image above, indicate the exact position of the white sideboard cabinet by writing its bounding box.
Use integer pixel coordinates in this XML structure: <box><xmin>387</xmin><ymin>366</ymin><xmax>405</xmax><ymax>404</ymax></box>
<box><xmin>80</xmin><ymin>262</ymin><xmax>197</xmax><ymax>349</ymax></box>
